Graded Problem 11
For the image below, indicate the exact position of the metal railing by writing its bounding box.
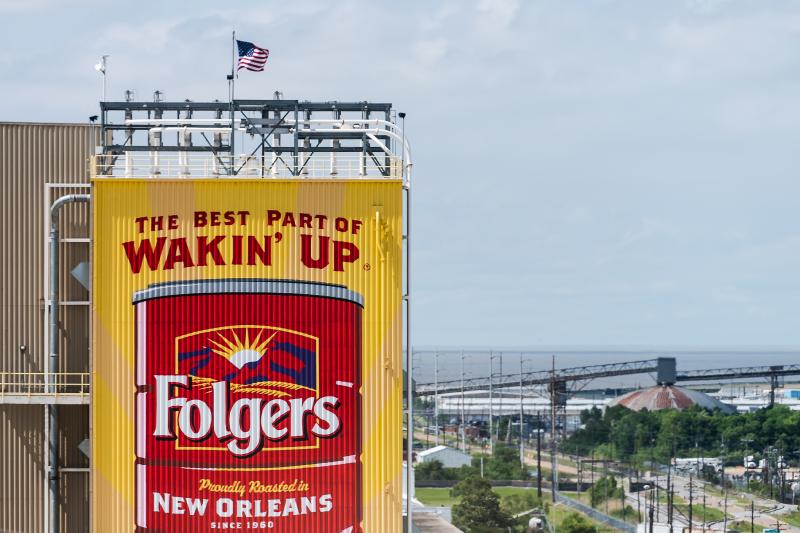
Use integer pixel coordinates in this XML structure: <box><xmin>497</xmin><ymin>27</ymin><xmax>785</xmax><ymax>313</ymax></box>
<box><xmin>0</xmin><ymin>372</ymin><xmax>90</xmax><ymax>399</ymax></box>
<box><xmin>91</xmin><ymin>153</ymin><xmax>403</xmax><ymax>180</ymax></box>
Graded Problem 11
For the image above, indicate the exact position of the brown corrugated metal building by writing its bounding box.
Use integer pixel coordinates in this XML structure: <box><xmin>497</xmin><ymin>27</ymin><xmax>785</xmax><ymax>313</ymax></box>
<box><xmin>0</xmin><ymin>122</ymin><xmax>98</xmax><ymax>532</ymax></box>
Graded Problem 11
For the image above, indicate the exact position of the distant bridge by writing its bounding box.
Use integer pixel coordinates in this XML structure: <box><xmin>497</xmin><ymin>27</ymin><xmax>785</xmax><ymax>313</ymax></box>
<box><xmin>414</xmin><ymin>353</ymin><xmax>800</xmax><ymax>406</ymax></box>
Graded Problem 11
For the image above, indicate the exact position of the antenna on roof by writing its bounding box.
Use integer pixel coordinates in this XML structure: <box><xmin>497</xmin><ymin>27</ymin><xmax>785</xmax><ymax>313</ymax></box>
<box><xmin>94</xmin><ymin>55</ymin><xmax>109</xmax><ymax>102</ymax></box>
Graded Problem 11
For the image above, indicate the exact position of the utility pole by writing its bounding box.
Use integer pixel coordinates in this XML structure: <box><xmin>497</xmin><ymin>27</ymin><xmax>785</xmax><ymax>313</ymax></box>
<box><xmin>496</xmin><ymin>355</ymin><xmax>503</xmax><ymax>442</ymax></box>
<box><xmin>637</xmin><ymin>483</ymin><xmax>641</xmax><ymax>523</ymax></box>
<box><xmin>620</xmin><ymin>475</ymin><xmax>625</xmax><ymax>519</ymax></box>
<box><xmin>656</xmin><ymin>471</ymin><xmax>661</xmax><ymax>522</ymax></box>
<box><xmin>434</xmin><ymin>352</ymin><xmax>439</xmax><ymax>446</ymax></box>
<box><xmin>519</xmin><ymin>353</ymin><xmax>525</xmax><ymax>468</ymax></box>
<box><xmin>723</xmin><ymin>490</ymin><xmax>729</xmax><ymax>533</ymax></box>
<box><xmin>604</xmin><ymin>458</ymin><xmax>609</xmax><ymax>515</ymax></box>
<box><xmin>426</xmin><ymin>412</ymin><xmax>430</xmax><ymax>446</ymax></box>
<box><xmin>722</xmin><ymin>436</ymin><xmax>729</xmax><ymax>533</ymax></box>
<box><xmin>666</xmin><ymin>451</ymin><xmax>673</xmax><ymax>528</ymax></box>
<box><xmin>536</xmin><ymin>411</ymin><xmax>542</xmax><ymax>499</ymax></box>
<box><xmin>688</xmin><ymin>474</ymin><xmax>694</xmax><ymax>533</ymax></box>
<box><xmin>750</xmin><ymin>500</ymin><xmax>754</xmax><ymax>533</ymax></box>
<box><xmin>769</xmin><ymin>373</ymin><xmax>778</xmax><ymax>407</ymax></box>
<box><xmin>591</xmin><ymin>448</ymin><xmax>595</xmax><ymax>508</ymax></box>
<box><xmin>550</xmin><ymin>356</ymin><xmax>557</xmax><ymax>503</ymax></box>
<box><xmin>702</xmin><ymin>490</ymin><xmax>706</xmax><ymax>529</ymax></box>
<box><xmin>668</xmin><ymin>434</ymin><xmax>675</xmax><ymax>527</ymax></box>
<box><xmin>460</xmin><ymin>352</ymin><xmax>466</xmax><ymax>453</ymax></box>
<box><xmin>488</xmin><ymin>352</ymin><xmax>494</xmax><ymax>455</ymax></box>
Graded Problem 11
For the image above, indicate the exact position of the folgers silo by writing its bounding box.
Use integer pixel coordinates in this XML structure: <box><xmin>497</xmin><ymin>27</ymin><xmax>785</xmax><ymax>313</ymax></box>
<box><xmin>133</xmin><ymin>279</ymin><xmax>362</xmax><ymax>532</ymax></box>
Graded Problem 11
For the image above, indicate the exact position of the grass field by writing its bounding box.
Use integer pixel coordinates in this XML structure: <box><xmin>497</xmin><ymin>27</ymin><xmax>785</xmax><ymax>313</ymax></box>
<box><xmin>683</xmin><ymin>503</ymin><xmax>726</xmax><ymax>523</ymax></box>
<box><xmin>414</xmin><ymin>486</ymin><xmax>539</xmax><ymax>508</ymax></box>
<box><xmin>562</xmin><ymin>489</ymin><xmax>633</xmax><ymax>517</ymax></box>
<box><xmin>780</xmin><ymin>511</ymin><xmax>800</xmax><ymax>528</ymax></box>
<box><xmin>728</xmin><ymin>520</ymin><xmax>765</xmax><ymax>532</ymax></box>
<box><xmin>611</xmin><ymin>506</ymin><xmax>641</xmax><ymax>524</ymax></box>
<box><xmin>670</xmin><ymin>493</ymin><xmax>727</xmax><ymax>523</ymax></box>
<box><xmin>492</xmin><ymin>486</ymin><xmax>539</xmax><ymax>499</ymax></box>
<box><xmin>549</xmin><ymin>505</ymin><xmax>618</xmax><ymax>533</ymax></box>
<box><xmin>414</xmin><ymin>487</ymin><xmax>459</xmax><ymax>507</ymax></box>
<box><xmin>561</xmin><ymin>491</ymin><xmax>591</xmax><ymax>504</ymax></box>
<box><xmin>702</xmin><ymin>484</ymin><xmax>724</xmax><ymax>497</ymax></box>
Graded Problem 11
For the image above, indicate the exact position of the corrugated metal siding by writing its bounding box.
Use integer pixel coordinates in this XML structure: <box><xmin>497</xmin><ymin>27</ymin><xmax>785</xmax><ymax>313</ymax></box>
<box><xmin>0</xmin><ymin>123</ymin><xmax>97</xmax><ymax>533</ymax></box>
<box><xmin>58</xmin><ymin>405</ymin><xmax>90</xmax><ymax>533</ymax></box>
<box><xmin>0</xmin><ymin>123</ymin><xmax>95</xmax><ymax>374</ymax></box>
<box><xmin>0</xmin><ymin>406</ymin><xmax>44</xmax><ymax>533</ymax></box>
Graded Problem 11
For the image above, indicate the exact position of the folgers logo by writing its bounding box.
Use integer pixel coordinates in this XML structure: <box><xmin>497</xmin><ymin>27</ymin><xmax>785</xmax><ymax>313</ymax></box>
<box><xmin>134</xmin><ymin>280</ymin><xmax>362</xmax><ymax>532</ymax></box>
<box><xmin>154</xmin><ymin>327</ymin><xmax>341</xmax><ymax>457</ymax></box>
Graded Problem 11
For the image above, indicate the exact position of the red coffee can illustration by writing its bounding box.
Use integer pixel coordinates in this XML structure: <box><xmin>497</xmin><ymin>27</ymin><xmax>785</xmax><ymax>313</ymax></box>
<box><xmin>133</xmin><ymin>279</ymin><xmax>363</xmax><ymax>532</ymax></box>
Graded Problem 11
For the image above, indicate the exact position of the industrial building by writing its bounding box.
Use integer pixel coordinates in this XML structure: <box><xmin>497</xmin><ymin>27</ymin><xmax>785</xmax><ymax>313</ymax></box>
<box><xmin>609</xmin><ymin>383</ymin><xmax>735</xmax><ymax>413</ymax></box>
<box><xmin>0</xmin><ymin>95</ymin><xmax>413</xmax><ymax>531</ymax></box>
<box><xmin>0</xmin><ymin>122</ymin><xmax>96</xmax><ymax>532</ymax></box>
<box><xmin>416</xmin><ymin>445</ymin><xmax>472</xmax><ymax>469</ymax></box>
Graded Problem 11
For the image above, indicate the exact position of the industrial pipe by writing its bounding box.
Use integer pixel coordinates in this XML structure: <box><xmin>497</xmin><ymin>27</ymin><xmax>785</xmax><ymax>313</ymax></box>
<box><xmin>48</xmin><ymin>193</ymin><xmax>90</xmax><ymax>533</ymax></box>
<box><xmin>401</xmin><ymin>112</ymin><xmax>413</xmax><ymax>529</ymax></box>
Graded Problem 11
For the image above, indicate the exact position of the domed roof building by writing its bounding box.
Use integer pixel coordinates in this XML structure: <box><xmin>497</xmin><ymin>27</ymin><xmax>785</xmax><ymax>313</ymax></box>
<box><xmin>610</xmin><ymin>384</ymin><xmax>735</xmax><ymax>414</ymax></box>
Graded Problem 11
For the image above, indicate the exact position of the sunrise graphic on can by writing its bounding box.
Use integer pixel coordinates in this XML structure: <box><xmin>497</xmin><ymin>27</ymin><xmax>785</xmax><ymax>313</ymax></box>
<box><xmin>133</xmin><ymin>279</ymin><xmax>363</xmax><ymax>532</ymax></box>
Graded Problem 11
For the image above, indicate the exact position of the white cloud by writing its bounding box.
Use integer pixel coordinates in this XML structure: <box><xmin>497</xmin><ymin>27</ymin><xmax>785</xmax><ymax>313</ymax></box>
<box><xmin>659</xmin><ymin>11</ymin><xmax>800</xmax><ymax>84</ymax></box>
<box><xmin>413</xmin><ymin>37</ymin><xmax>449</xmax><ymax>68</ymax></box>
<box><xmin>476</xmin><ymin>0</ymin><xmax>521</xmax><ymax>30</ymax></box>
<box><xmin>684</xmin><ymin>0</ymin><xmax>734</xmax><ymax>15</ymax></box>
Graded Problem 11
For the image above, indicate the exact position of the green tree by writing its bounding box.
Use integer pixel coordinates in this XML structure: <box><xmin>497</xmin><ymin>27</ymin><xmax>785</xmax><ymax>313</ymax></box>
<box><xmin>500</xmin><ymin>491</ymin><xmax>540</xmax><ymax>515</ymax></box>
<box><xmin>415</xmin><ymin>459</ymin><xmax>478</xmax><ymax>481</ymax></box>
<box><xmin>562</xmin><ymin>401</ymin><xmax>800</xmax><ymax>466</ymax></box>
<box><xmin>474</xmin><ymin>443</ymin><xmax>528</xmax><ymax>480</ymax></box>
<box><xmin>562</xmin><ymin>407</ymin><xmax>609</xmax><ymax>454</ymax></box>
<box><xmin>559</xmin><ymin>511</ymin><xmax>597</xmax><ymax>533</ymax></box>
<box><xmin>451</xmin><ymin>476</ymin><xmax>514</xmax><ymax>533</ymax></box>
<box><xmin>416</xmin><ymin>459</ymin><xmax>454</xmax><ymax>481</ymax></box>
<box><xmin>589</xmin><ymin>475</ymin><xmax>623</xmax><ymax>507</ymax></box>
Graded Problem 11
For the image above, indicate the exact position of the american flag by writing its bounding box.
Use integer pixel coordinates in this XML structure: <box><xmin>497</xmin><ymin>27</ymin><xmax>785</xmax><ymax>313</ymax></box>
<box><xmin>237</xmin><ymin>40</ymin><xmax>269</xmax><ymax>72</ymax></box>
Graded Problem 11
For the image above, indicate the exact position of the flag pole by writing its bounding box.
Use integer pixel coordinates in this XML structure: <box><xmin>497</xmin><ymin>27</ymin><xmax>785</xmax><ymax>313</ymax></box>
<box><xmin>229</xmin><ymin>30</ymin><xmax>236</xmax><ymax>175</ymax></box>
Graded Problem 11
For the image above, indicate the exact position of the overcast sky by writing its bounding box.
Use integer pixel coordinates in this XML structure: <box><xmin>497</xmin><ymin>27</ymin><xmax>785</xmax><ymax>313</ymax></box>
<box><xmin>3</xmin><ymin>0</ymin><xmax>800</xmax><ymax>348</ymax></box>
